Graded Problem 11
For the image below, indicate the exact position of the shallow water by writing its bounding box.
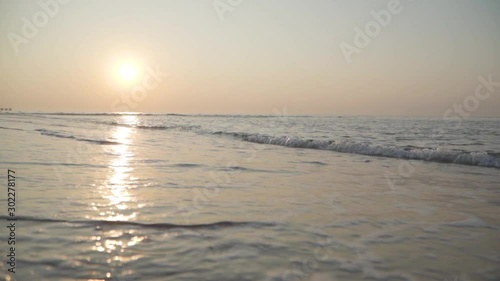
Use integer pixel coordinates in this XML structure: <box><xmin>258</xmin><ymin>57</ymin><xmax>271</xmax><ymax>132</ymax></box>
<box><xmin>0</xmin><ymin>113</ymin><xmax>499</xmax><ymax>281</ymax></box>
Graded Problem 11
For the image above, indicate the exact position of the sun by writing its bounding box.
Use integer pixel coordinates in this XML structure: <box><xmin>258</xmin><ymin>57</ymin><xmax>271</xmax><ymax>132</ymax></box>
<box><xmin>118</xmin><ymin>63</ymin><xmax>138</xmax><ymax>82</ymax></box>
<box><xmin>106</xmin><ymin>55</ymin><xmax>144</xmax><ymax>89</ymax></box>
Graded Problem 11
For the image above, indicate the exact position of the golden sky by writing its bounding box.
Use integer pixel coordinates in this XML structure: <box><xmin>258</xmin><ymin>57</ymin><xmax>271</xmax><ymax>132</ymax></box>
<box><xmin>1</xmin><ymin>0</ymin><xmax>499</xmax><ymax>116</ymax></box>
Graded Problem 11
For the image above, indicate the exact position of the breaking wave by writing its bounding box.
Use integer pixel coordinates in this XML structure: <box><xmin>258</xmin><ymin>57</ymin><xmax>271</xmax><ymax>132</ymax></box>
<box><xmin>105</xmin><ymin>120</ymin><xmax>500</xmax><ymax>168</ymax></box>
<box><xmin>33</xmin><ymin>116</ymin><xmax>500</xmax><ymax>168</ymax></box>
<box><xmin>223</xmin><ymin>133</ymin><xmax>500</xmax><ymax>168</ymax></box>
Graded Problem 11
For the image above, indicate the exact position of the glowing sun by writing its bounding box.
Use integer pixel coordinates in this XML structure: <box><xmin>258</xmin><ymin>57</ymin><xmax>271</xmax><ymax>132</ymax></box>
<box><xmin>118</xmin><ymin>63</ymin><xmax>138</xmax><ymax>82</ymax></box>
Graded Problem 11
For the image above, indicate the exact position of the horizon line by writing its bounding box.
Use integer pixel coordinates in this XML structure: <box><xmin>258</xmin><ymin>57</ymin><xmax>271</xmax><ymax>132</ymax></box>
<box><xmin>2</xmin><ymin>111</ymin><xmax>500</xmax><ymax>119</ymax></box>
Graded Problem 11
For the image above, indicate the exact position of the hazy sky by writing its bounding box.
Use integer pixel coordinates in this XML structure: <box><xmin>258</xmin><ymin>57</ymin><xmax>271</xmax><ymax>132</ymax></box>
<box><xmin>1</xmin><ymin>0</ymin><xmax>499</xmax><ymax>116</ymax></box>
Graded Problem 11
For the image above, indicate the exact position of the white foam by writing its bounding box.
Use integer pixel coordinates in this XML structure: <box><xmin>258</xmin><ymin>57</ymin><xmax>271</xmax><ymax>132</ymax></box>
<box><xmin>235</xmin><ymin>134</ymin><xmax>500</xmax><ymax>168</ymax></box>
<box><xmin>445</xmin><ymin>217</ymin><xmax>491</xmax><ymax>228</ymax></box>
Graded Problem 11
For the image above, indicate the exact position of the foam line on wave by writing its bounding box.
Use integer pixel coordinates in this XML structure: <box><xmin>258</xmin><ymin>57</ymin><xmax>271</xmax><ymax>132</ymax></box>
<box><xmin>222</xmin><ymin>133</ymin><xmax>500</xmax><ymax>168</ymax></box>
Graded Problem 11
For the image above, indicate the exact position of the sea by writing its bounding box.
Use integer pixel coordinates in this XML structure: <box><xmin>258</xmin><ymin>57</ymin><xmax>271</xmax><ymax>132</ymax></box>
<box><xmin>0</xmin><ymin>112</ymin><xmax>499</xmax><ymax>281</ymax></box>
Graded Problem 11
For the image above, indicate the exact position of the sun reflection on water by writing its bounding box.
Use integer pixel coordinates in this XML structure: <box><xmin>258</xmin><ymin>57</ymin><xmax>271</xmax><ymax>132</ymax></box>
<box><xmin>90</xmin><ymin>229</ymin><xmax>146</xmax><ymax>280</ymax></box>
<box><xmin>99</xmin><ymin>115</ymin><xmax>140</xmax><ymax>221</ymax></box>
<box><xmin>87</xmin><ymin>115</ymin><xmax>146</xmax><ymax>280</ymax></box>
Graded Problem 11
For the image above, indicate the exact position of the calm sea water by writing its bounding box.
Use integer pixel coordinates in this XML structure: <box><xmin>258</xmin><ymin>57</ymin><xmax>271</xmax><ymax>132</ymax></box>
<box><xmin>0</xmin><ymin>112</ymin><xmax>499</xmax><ymax>281</ymax></box>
